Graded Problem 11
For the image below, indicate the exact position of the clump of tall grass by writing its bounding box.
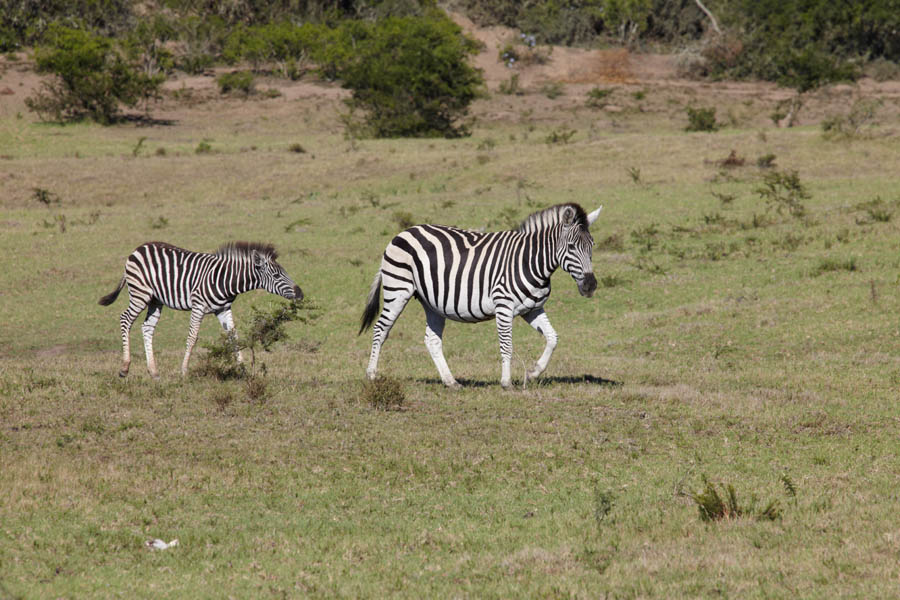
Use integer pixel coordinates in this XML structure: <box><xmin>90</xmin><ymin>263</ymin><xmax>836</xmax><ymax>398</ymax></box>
<box><xmin>692</xmin><ymin>475</ymin><xmax>782</xmax><ymax>522</ymax></box>
<box><xmin>361</xmin><ymin>376</ymin><xmax>405</xmax><ymax>411</ymax></box>
<box><xmin>812</xmin><ymin>256</ymin><xmax>858</xmax><ymax>276</ymax></box>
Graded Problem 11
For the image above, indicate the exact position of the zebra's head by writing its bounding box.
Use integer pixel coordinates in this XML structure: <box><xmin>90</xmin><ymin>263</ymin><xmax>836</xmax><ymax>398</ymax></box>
<box><xmin>557</xmin><ymin>204</ymin><xmax>602</xmax><ymax>298</ymax></box>
<box><xmin>250</xmin><ymin>247</ymin><xmax>303</xmax><ymax>301</ymax></box>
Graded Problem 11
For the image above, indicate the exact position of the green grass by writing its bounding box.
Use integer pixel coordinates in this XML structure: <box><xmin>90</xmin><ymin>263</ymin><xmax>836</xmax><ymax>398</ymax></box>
<box><xmin>2</xmin><ymin>80</ymin><xmax>900</xmax><ymax>598</ymax></box>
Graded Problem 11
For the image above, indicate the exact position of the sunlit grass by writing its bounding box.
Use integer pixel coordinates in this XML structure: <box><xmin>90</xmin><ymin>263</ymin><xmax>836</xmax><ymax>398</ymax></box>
<box><xmin>2</xmin><ymin>78</ymin><xmax>900</xmax><ymax>597</ymax></box>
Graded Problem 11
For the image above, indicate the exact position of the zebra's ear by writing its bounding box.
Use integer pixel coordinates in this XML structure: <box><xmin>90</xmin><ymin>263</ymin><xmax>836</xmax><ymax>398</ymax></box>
<box><xmin>251</xmin><ymin>249</ymin><xmax>265</xmax><ymax>269</ymax></box>
<box><xmin>561</xmin><ymin>206</ymin><xmax>577</xmax><ymax>226</ymax></box>
<box><xmin>587</xmin><ymin>206</ymin><xmax>602</xmax><ymax>228</ymax></box>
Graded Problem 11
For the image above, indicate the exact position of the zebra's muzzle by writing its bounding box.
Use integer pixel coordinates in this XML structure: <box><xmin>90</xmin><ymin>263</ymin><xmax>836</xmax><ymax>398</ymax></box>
<box><xmin>291</xmin><ymin>285</ymin><xmax>304</xmax><ymax>301</ymax></box>
<box><xmin>578</xmin><ymin>273</ymin><xmax>597</xmax><ymax>298</ymax></box>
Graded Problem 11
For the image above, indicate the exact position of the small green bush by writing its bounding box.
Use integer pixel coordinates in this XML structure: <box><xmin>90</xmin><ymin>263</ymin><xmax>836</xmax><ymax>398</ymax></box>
<box><xmin>756</xmin><ymin>170</ymin><xmax>810</xmax><ymax>218</ymax></box>
<box><xmin>217</xmin><ymin>71</ymin><xmax>255</xmax><ymax>95</ymax></box>
<box><xmin>545</xmin><ymin>127</ymin><xmax>576</xmax><ymax>145</ymax></box>
<box><xmin>362</xmin><ymin>377</ymin><xmax>405</xmax><ymax>411</ymax></box>
<box><xmin>541</xmin><ymin>81</ymin><xmax>564</xmax><ymax>99</ymax></box>
<box><xmin>585</xmin><ymin>86</ymin><xmax>614</xmax><ymax>108</ymax></box>
<box><xmin>685</xmin><ymin>107</ymin><xmax>718</xmax><ymax>132</ymax></box>
<box><xmin>498</xmin><ymin>73</ymin><xmax>522</xmax><ymax>95</ymax></box>
<box><xmin>25</xmin><ymin>24</ymin><xmax>164</xmax><ymax>124</ymax></box>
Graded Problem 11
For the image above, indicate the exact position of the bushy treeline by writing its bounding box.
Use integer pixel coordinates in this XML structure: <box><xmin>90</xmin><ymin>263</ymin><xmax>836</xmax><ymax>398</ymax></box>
<box><xmin>450</xmin><ymin>0</ymin><xmax>900</xmax><ymax>88</ymax></box>
<box><xmin>8</xmin><ymin>0</ymin><xmax>483</xmax><ymax>136</ymax></box>
<box><xmin>0</xmin><ymin>0</ymin><xmax>430</xmax><ymax>51</ymax></box>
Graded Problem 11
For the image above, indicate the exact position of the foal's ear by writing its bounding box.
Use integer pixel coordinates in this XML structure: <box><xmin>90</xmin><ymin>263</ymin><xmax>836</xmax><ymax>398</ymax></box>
<box><xmin>587</xmin><ymin>206</ymin><xmax>603</xmax><ymax>227</ymax></box>
<box><xmin>561</xmin><ymin>206</ymin><xmax>577</xmax><ymax>225</ymax></box>
<box><xmin>251</xmin><ymin>249</ymin><xmax>265</xmax><ymax>269</ymax></box>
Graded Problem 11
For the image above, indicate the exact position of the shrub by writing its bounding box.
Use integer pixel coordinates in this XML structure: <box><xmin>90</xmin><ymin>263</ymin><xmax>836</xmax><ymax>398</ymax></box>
<box><xmin>362</xmin><ymin>376</ymin><xmax>405</xmax><ymax>410</ymax></box>
<box><xmin>585</xmin><ymin>86</ymin><xmax>614</xmax><ymax>108</ymax></box>
<box><xmin>217</xmin><ymin>70</ymin><xmax>255</xmax><ymax>95</ymax></box>
<box><xmin>756</xmin><ymin>170</ymin><xmax>810</xmax><ymax>218</ymax></box>
<box><xmin>498</xmin><ymin>73</ymin><xmax>522</xmax><ymax>95</ymax></box>
<box><xmin>324</xmin><ymin>13</ymin><xmax>484</xmax><ymax>138</ymax></box>
<box><xmin>822</xmin><ymin>99</ymin><xmax>882</xmax><ymax>141</ymax></box>
<box><xmin>545</xmin><ymin>127</ymin><xmax>576</xmax><ymax>144</ymax></box>
<box><xmin>392</xmin><ymin>211</ymin><xmax>415</xmax><ymax>230</ymax></box>
<box><xmin>685</xmin><ymin>106</ymin><xmax>718</xmax><ymax>132</ymax></box>
<box><xmin>197</xmin><ymin>299</ymin><xmax>316</xmax><ymax>400</ymax></box>
<box><xmin>540</xmin><ymin>81</ymin><xmax>564</xmax><ymax>99</ymax></box>
<box><xmin>25</xmin><ymin>24</ymin><xmax>164</xmax><ymax>124</ymax></box>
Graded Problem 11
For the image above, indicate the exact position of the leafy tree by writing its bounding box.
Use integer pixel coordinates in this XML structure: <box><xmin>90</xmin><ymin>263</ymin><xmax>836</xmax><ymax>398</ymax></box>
<box><xmin>25</xmin><ymin>24</ymin><xmax>164</xmax><ymax>123</ymax></box>
<box><xmin>324</xmin><ymin>13</ymin><xmax>484</xmax><ymax>138</ymax></box>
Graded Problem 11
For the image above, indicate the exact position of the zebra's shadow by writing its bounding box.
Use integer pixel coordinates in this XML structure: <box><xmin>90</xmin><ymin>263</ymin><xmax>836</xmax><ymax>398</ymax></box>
<box><xmin>418</xmin><ymin>374</ymin><xmax>622</xmax><ymax>389</ymax></box>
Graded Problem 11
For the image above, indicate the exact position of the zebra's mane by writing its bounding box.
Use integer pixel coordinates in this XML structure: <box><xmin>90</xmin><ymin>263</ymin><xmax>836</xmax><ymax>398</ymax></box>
<box><xmin>215</xmin><ymin>241</ymin><xmax>279</xmax><ymax>261</ymax></box>
<box><xmin>516</xmin><ymin>203</ymin><xmax>588</xmax><ymax>233</ymax></box>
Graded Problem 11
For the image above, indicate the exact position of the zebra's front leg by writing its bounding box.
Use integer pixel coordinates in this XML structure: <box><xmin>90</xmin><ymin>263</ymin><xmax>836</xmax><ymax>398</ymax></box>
<box><xmin>215</xmin><ymin>308</ymin><xmax>243</xmax><ymax>363</ymax></box>
<box><xmin>523</xmin><ymin>308</ymin><xmax>558</xmax><ymax>383</ymax></box>
<box><xmin>182</xmin><ymin>306</ymin><xmax>206</xmax><ymax>376</ymax></box>
<box><xmin>141</xmin><ymin>301</ymin><xmax>163</xmax><ymax>379</ymax></box>
<box><xmin>424</xmin><ymin>308</ymin><xmax>460</xmax><ymax>389</ymax></box>
<box><xmin>495</xmin><ymin>308</ymin><xmax>515</xmax><ymax>389</ymax></box>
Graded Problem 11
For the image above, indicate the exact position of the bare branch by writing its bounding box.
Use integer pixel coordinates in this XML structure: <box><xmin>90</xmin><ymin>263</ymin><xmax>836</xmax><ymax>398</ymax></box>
<box><xmin>694</xmin><ymin>0</ymin><xmax>722</xmax><ymax>35</ymax></box>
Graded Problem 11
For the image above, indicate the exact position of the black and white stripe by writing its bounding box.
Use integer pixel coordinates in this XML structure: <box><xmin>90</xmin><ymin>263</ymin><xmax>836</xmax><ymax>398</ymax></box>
<box><xmin>99</xmin><ymin>241</ymin><xmax>302</xmax><ymax>378</ymax></box>
<box><xmin>359</xmin><ymin>203</ymin><xmax>602</xmax><ymax>388</ymax></box>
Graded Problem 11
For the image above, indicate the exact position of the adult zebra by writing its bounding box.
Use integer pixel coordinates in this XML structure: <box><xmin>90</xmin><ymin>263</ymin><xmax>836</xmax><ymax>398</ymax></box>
<box><xmin>359</xmin><ymin>203</ymin><xmax>602</xmax><ymax>388</ymax></box>
<box><xmin>99</xmin><ymin>241</ymin><xmax>303</xmax><ymax>378</ymax></box>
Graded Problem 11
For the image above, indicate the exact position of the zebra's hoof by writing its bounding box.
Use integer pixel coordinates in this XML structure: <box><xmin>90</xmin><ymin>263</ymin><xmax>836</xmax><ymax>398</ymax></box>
<box><xmin>500</xmin><ymin>380</ymin><xmax>511</xmax><ymax>390</ymax></box>
<box><xmin>445</xmin><ymin>381</ymin><xmax>462</xmax><ymax>390</ymax></box>
<box><xmin>118</xmin><ymin>370</ymin><xmax>128</xmax><ymax>378</ymax></box>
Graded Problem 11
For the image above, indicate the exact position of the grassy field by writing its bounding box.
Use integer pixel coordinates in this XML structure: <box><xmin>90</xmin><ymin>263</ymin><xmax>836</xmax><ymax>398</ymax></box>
<box><xmin>2</xmin><ymin>69</ymin><xmax>900</xmax><ymax>598</ymax></box>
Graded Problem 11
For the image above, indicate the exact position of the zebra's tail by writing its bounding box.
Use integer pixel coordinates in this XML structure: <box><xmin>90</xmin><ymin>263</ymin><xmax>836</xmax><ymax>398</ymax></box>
<box><xmin>98</xmin><ymin>275</ymin><xmax>126</xmax><ymax>306</ymax></box>
<box><xmin>358</xmin><ymin>271</ymin><xmax>382</xmax><ymax>335</ymax></box>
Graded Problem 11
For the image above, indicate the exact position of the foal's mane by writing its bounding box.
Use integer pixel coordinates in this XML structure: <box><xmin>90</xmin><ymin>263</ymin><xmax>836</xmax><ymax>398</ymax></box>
<box><xmin>215</xmin><ymin>241</ymin><xmax>278</xmax><ymax>261</ymax></box>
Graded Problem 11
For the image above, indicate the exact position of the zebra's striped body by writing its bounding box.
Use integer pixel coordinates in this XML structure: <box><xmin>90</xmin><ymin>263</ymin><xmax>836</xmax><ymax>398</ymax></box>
<box><xmin>360</xmin><ymin>203</ymin><xmax>602</xmax><ymax>388</ymax></box>
<box><xmin>99</xmin><ymin>242</ymin><xmax>302</xmax><ymax>378</ymax></box>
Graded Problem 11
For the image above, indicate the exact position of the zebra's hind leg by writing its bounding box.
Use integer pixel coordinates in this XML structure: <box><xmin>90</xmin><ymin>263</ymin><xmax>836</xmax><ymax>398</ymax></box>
<box><xmin>366</xmin><ymin>279</ymin><xmax>414</xmax><ymax>380</ymax></box>
<box><xmin>117</xmin><ymin>294</ymin><xmax>149</xmax><ymax>377</ymax></box>
<box><xmin>182</xmin><ymin>305</ymin><xmax>206</xmax><ymax>376</ymax></box>
<box><xmin>423</xmin><ymin>307</ymin><xmax>460</xmax><ymax>389</ymax></box>
<box><xmin>141</xmin><ymin>300</ymin><xmax>164</xmax><ymax>379</ymax></box>
<box><xmin>522</xmin><ymin>308</ymin><xmax>557</xmax><ymax>383</ymax></box>
<box><xmin>215</xmin><ymin>308</ymin><xmax>243</xmax><ymax>363</ymax></box>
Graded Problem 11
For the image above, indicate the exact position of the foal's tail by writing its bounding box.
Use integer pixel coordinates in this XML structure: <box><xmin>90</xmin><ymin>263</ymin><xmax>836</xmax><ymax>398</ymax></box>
<box><xmin>98</xmin><ymin>275</ymin><xmax>126</xmax><ymax>306</ymax></box>
<box><xmin>358</xmin><ymin>271</ymin><xmax>382</xmax><ymax>335</ymax></box>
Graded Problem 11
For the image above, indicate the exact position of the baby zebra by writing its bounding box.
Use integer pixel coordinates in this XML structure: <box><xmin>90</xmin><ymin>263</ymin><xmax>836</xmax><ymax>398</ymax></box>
<box><xmin>99</xmin><ymin>241</ymin><xmax>302</xmax><ymax>378</ymax></box>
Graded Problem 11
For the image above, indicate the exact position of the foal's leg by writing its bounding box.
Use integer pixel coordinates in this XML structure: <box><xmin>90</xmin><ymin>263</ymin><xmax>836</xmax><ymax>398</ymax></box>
<box><xmin>215</xmin><ymin>308</ymin><xmax>243</xmax><ymax>363</ymax></box>
<box><xmin>182</xmin><ymin>305</ymin><xmax>206</xmax><ymax>376</ymax></box>
<box><xmin>423</xmin><ymin>307</ymin><xmax>460</xmax><ymax>388</ymax></box>
<box><xmin>141</xmin><ymin>300</ymin><xmax>164</xmax><ymax>379</ymax></box>
<box><xmin>522</xmin><ymin>308</ymin><xmax>558</xmax><ymax>382</ymax></box>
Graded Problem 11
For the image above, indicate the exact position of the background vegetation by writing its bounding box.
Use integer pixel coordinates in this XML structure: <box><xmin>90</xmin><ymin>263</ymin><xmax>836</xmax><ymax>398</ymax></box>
<box><xmin>4</xmin><ymin>0</ymin><xmax>900</xmax><ymax>130</ymax></box>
